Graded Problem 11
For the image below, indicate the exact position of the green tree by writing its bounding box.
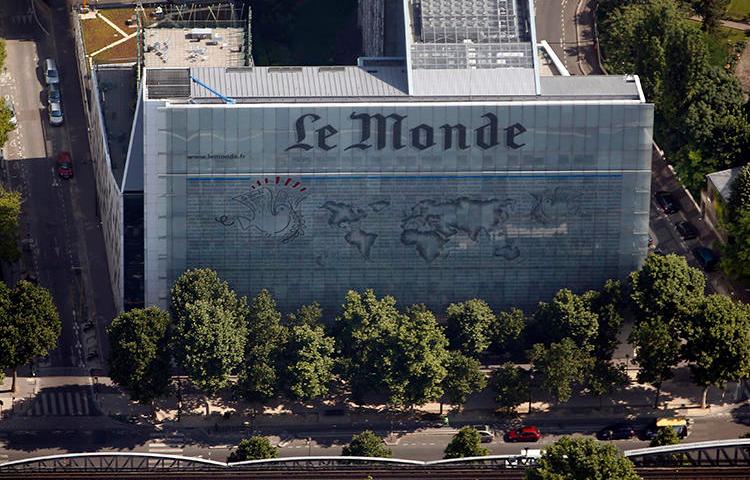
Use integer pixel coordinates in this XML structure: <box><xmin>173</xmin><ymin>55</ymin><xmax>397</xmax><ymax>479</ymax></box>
<box><xmin>227</xmin><ymin>436</ymin><xmax>278</xmax><ymax>462</ymax></box>
<box><xmin>729</xmin><ymin>164</ymin><xmax>750</xmax><ymax>212</ymax></box>
<box><xmin>628</xmin><ymin>317</ymin><xmax>682</xmax><ymax>408</ymax></box>
<box><xmin>282</xmin><ymin>319</ymin><xmax>335</xmax><ymax>401</ymax></box>
<box><xmin>334</xmin><ymin>290</ymin><xmax>400</xmax><ymax>402</ymax></box>
<box><xmin>526</xmin><ymin>437</ymin><xmax>640</xmax><ymax>480</ymax></box>
<box><xmin>650</xmin><ymin>426</ymin><xmax>681</xmax><ymax>447</ymax></box>
<box><xmin>683</xmin><ymin>295</ymin><xmax>750</xmax><ymax>408</ymax></box>
<box><xmin>0</xmin><ymin>187</ymin><xmax>21</xmax><ymax>263</ymax></box>
<box><xmin>0</xmin><ymin>281</ymin><xmax>60</xmax><ymax>391</ymax></box>
<box><xmin>0</xmin><ymin>39</ymin><xmax>6</xmax><ymax>69</ymax></box>
<box><xmin>383</xmin><ymin>305</ymin><xmax>449</xmax><ymax>409</ymax></box>
<box><xmin>721</xmin><ymin>209</ymin><xmax>750</xmax><ymax>278</ymax></box>
<box><xmin>0</xmin><ymin>100</ymin><xmax>15</xmax><ymax>149</ymax></box>
<box><xmin>493</xmin><ymin>362</ymin><xmax>529</xmax><ymax>413</ymax></box>
<box><xmin>107</xmin><ymin>307</ymin><xmax>171</xmax><ymax>403</ymax></box>
<box><xmin>443</xmin><ymin>427</ymin><xmax>489</xmax><ymax>459</ymax></box>
<box><xmin>587</xmin><ymin>360</ymin><xmax>629</xmax><ymax>400</ymax></box>
<box><xmin>534</xmin><ymin>289</ymin><xmax>599</xmax><ymax>348</ymax></box>
<box><xmin>489</xmin><ymin>307</ymin><xmax>525</xmax><ymax>354</ymax></box>
<box><xmin>694</xmin><ymin>0</ymin><xmax>730</xmax><ymax>32</ymax></box>
<box><xmin>629</xmin><ymin>253</ymin><xmax>705</xmax><ymax>324</ymax></box>
<box><xmin>585</xmin><ymin>279</ymin><xmax>625</xmax><ymax>361</ymax></box>
<box><xmin>445</xmin><ymin>299</ymin><xmax>495</xmax><ymax>357</ymax></box>
<box><xmin>238</xmin><ymin>289</ymin><xmax>286</xmax><ymax>401</ymax></box>
<box><xmin>170</xmin><ymin>269</ymin><xmax>247</xmax><ymax>395</ymax></box>
<box><xmin>341</xmin><ymin>430</ymin><xmax>392</xmax><ymax>457</ymax></box>
<box><xmin>530</xmin><ymin>338</ymin><xmax>592</xmax><ymax>403</ymax></box>
<box><xmin>442</xmin><ymin>351</ymin><xmax>487</xmax><ymax>409</ymax></box>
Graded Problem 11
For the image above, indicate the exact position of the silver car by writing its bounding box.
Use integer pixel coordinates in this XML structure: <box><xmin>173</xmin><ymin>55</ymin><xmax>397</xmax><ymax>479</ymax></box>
<box><xmin>48</xmin><ymin>101</ymin><xmax>63</xmax><ymax>126</ymax></box>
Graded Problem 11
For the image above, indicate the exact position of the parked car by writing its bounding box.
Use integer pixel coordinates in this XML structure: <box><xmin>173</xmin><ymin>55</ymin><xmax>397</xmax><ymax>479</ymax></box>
<box><xmin>47</xmin><ymin>83</ymin><xmax>61</xmax><ymax>105</ymax></box>
<box><xmin>693</xmin><ymin>246</ymin><xmax>719</xmax><ymax>271</ymax></box>
<box><xmin>44</xmin><ymin>58</ymin><xmax>59</xmax><ymax>85</ymax></box>
<box><xmin>56</xmin><ymin>151</ymin><xmax>73</xmax><ymax>179</ymax></box>
<box><xmin>655</xmin><ymin>191</ymin><xmax>680</xmax><ymax>214</ymax></box>
<box><xmin>644</xmin><ymin>417</ymin><xmax>689</xmax><ymax>440</ymax></box>
<box><xmin>48</xmin><ymin>101</ymin><xmax>63</xmax><ymax>126</ymax></box>
<box><xmin>597</xmin><ymin>423</ymin><xmax>636</xmax><ymax>440</ymax></box>
<box><xmin>675</xmin><ymin>221</ymin><xmax>699</xmax><ymax>240</ymax></box>
<box><xmin>472</xmin><ymin>425</ymin><xmax>495</xmax><ymax>443</ymax></box>
<box><xmin>3</xmin><ymin>96</ymin><xmax>16</xmax><ymax>126</ymax></box>
<box><xmin>504</xmin><ymin>426</ymin><xmax>541</xmax><ymax>442</ymax></box>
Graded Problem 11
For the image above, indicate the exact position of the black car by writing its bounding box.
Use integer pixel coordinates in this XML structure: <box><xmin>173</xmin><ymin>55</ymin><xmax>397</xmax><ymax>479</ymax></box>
<box><xmin>675</xmin><ymin>221</ymin><xmax>699</xmax><ymax>240</ymax></box>
<box><xmin>655</xmin><ymin>191</ymin><xmax>680</xmax><ymax>214</ymax></box>
<box><xmin>597</xmin><ymin>423</ymin><xmax>636</xmax><ymax>440</ymax></box>
<box><xmin>693</xmin><ymin>247</ymin><xmax>719</xmax><ymax>271</ymax></box>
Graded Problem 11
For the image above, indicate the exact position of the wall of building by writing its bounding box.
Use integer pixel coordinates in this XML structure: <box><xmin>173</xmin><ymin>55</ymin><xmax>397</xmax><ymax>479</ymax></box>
<box><xmin>71</xmin><ymin>12</ymin><xmax>124</xmax><ymax>312</ymax></box>
<box><xmin>144</xmin><ymin>101</ymin><xmax>653</xmax><ymax>312</ymax></box>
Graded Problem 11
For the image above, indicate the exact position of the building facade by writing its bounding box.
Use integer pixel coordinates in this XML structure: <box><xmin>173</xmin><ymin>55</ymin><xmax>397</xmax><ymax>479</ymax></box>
<box><xmin>131</xmin><ymin>0</ymin><xmax>654</xmax><ymax>312</ymax></box>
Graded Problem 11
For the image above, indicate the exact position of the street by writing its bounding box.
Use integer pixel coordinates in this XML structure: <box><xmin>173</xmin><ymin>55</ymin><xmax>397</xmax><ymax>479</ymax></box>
<box><xmin>0</xmin><ymin>0</ymin><xmax>115</xmax><ymax>376</ymax></box>
<box><xmin>0</xmin><ymin>413</ymin><xmax>748</xmax><ymax>462</ymax></box>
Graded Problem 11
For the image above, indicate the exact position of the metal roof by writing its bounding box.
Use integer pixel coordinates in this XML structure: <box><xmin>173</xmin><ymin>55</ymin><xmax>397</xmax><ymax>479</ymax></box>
<box><xmin>540</xmin><ymin>75</ymin><xmax>642</xmax><ymax>99</ymax></box>
<box><xmin>410</xmin><ymin>68</ymin><xmax>536</xmax><ymax>95</ymax></box>
<box><xmin>188</xmin><ymin>66</ymin><xmax>408</xmax><ymax>99</ymax></box>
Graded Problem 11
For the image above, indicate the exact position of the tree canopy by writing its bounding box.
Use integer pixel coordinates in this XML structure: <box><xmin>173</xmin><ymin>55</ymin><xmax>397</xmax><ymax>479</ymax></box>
<box><xmin>0</xmin><ymin>187</ymin><xmax>20</xmax><ymax>263</ymax></box>
<box><xmin>533</xmin><ymin>289</ymin><xmax>599</xmax><ymax>348</ymax></box>
<box><xmin>530</xmin><ymin>338</ymin><xmax>592</xmax><ymax>403</ymax></box>
<box><xmin>0</xmin><ymin>281</ymin><xmax>61</xmax><ymax>390</ymax></box>
<box><xmin>341</xmin><ymin>430</ymin><xmax>392</xmax><ymax>457</ymax></box>
<box><xmin>443</xmin><ymin>427</ymin><xmax>489</xmax><ymax>459</ymax></box>
<box><xmin>382</xmin><ymin>305</ymin><xmax>449</xmax><ymax>409</ymax></box>
<box><xmin>445</xmin><ymin>299</ymin><xmax>495</xmax><ymax>357</ymax></box>
<box><xmin>629</xmin><ymin>253</ymin><xmax>705</xmax><ymax>323</ymax></box>
<box><xmin>238</xmin><ymin>289</ymin><xmax>286</xmax><ymax>401</ymax></box>
<box><xmin>489</xmin><ymin>307</ymin><xmax>525</xmax><ymax>354</ymax></box>
<box><xmin>683</xmin><ymin>294</ymin><xmax>750</xmax><ymax>408</ymax></box>
<box><xmin>493</xmin><ymin>362</ymin><xmax>529</xmax><ymax>413</ymax></box>
<box><xmin>526</xmin><ymin>437</ymin><xmax>640</xmax><ymax>480</ymax></box>
<box><xmin>227</xmin><ymin>436</ymin><xmax>278</xmax><ymax>462</ymax></box>
<box><xmin>650</xmin><ymin>426</ymin><xmax>681</xmax><ymax>447</ymax></box>
<box><xmin>628</xmin><ymin>317</ymin><xmax>682</xmax><ymax>407</ymax></box>
<box><xmin>281</xmin><ymin>317</ymin><xmax>335</xmax><ymax>401</ymax></box>
<box><xmin>107</xmin><ymin>307</ymin><xmax>171</xmax><ymax>403</ymax></box>
<box><xmin>442</xmin><ymin>351</ymin><xmax>487</xmax><ymax>407</ymax></box>
<box><xmin>170</xmin><ymin>269</ymin><xmax>247</xmax><ymax>395</ymax></box>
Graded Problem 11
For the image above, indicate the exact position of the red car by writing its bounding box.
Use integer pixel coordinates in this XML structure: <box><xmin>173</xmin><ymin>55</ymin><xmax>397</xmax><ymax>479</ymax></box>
<box><xmin>504</xmin><ymin>425</ymin><xmax>542</xmax><ymax>442</ymax></box>
<box><xmin>56</xmin><ymin>151</ymin><xmax>73</xmax><ymax>179</ymax></box>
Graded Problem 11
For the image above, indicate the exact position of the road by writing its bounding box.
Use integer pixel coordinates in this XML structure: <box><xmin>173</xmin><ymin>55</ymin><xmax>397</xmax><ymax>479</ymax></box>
<box><xmin>0</xmin><ymin>412</ymin><xmax>748</xmax><ymax>462</ymax></box>
<box><xmin>534</xmin><ymin>0</ymin><xmax>602</xmax><ymax>75</ymax></box>
<box><xmin>0</xmin><ymin>0</ymin><xmax>115</xmax><ymax>377</ymax></box>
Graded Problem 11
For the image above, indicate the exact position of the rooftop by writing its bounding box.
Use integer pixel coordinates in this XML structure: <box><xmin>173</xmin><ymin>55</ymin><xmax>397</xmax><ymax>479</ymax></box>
<box><xmin>707</xmin><ymin>165</ymin><xmax>746</xmax><ymax>202</ymax></box>
<box><xmin>144</xmin><ymin>66</ymin><xmax>644</xmax><ymax>102</ymax></box>
<box><xmin>143</xmin><ymin>27</ymin><xmax>246</xmax><ymax>68</ymax></box>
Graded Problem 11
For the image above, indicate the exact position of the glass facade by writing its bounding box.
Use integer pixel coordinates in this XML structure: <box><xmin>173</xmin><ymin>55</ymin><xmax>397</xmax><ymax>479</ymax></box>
<box><xmin>146</xmin><ymin>101</ymin><xmax>653</xmax><ymax>312</ymax></box>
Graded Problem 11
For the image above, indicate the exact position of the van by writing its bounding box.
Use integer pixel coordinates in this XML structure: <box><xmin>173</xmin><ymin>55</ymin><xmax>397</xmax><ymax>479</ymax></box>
<box><xmin>44</xmin><ymin>58</ymin><xmax>59</xmax><ymax>85</ymax></box>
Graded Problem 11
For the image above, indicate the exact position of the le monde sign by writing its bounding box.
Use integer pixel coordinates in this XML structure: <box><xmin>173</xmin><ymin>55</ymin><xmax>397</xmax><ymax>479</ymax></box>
<box><xmin>285</xmin><ymin>112</ymin><xmax>527</xmax><ymax>152</ymax></box>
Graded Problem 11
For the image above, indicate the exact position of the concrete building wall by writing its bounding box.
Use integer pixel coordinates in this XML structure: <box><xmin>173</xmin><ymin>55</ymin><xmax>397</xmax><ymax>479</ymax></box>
<box><xmin>71</xmin><ymin>11</ymin><xmax>124</xmax><ymax>312</ymax></box>
<box><xmin>144</xmin><ymin>101</ymin><xmax>653</xmax><ymax>312</ymax></box>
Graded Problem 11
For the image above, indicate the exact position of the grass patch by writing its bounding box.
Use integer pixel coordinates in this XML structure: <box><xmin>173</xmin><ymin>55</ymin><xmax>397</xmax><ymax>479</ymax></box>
<box><xmin>727</xmin><ymin>0</ymin><xmax>750</xmax><ymax>21</ymax></box>
<box><xmin>98</xmin><ymin>7</ymin><xmax>159</xmax><ymax>29</ymax></box>
<box><xmin>94</xmin><ymin>36</ymin><xmax>137</xmax><ymax>63</ymax></box>
<box><xmin>81</xmin><ymin>17</ymin><xmax>124</xmax><ymax>55</ymax></box>
<box><xmin>688</xmin><ymin>19</ymin><xmax>748</xmax><ymax>67</ymax></box>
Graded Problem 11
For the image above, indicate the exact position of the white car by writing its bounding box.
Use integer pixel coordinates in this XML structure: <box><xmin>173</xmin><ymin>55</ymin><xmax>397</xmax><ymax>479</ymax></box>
<box><xmin>4</xmin><ymin>96</ymin><xmax>16</xmax><ymax>126</ymax></box>
<box><xmin>48</xmin><ymin>101</ymin><xmax>63</xmax><ymax>126</ymax></box>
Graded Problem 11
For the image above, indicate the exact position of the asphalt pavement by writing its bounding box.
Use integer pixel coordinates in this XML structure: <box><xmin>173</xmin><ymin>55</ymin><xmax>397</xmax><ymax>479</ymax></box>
<box><xmin>0</xmin><ymin>0</ymin><xmax>115</xmax><ymax>374</ymax></box>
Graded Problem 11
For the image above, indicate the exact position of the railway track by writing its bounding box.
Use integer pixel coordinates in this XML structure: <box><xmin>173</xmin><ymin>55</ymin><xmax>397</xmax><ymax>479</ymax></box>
<box><xmin>2</xmin><ymin>466</ymin><xmax>750</xmax><ymax>480</ymax></box>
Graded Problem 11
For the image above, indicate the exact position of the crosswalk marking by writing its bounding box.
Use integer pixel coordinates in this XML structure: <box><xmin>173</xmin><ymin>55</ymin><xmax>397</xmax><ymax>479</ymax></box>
<box><xmin>25</xmin><ymin>389</ymin><xmax>96</xmax><ymax>416</ymax></box>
